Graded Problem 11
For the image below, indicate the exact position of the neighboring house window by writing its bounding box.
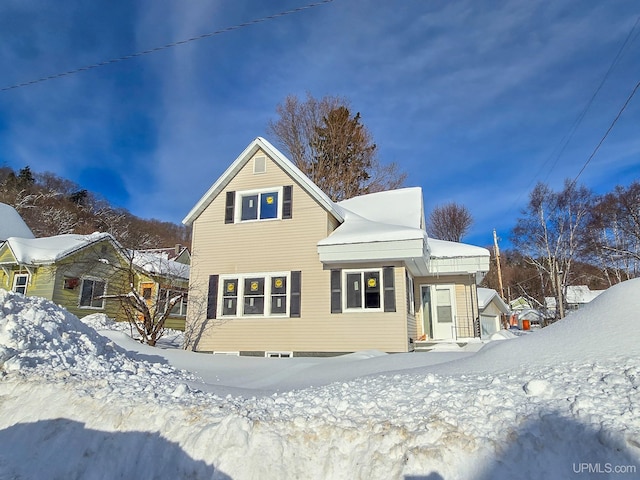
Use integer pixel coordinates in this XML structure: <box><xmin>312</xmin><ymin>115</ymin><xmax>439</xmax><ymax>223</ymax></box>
<box><xmin>12</xmin><ymin>273</ymin><xmax>29</xmax><ymax>295</ymax></box>
<box><xmin>141</xmin><ymin>282</ymin><xmax>154</xmax><ymax>300</ymax></box>
<box><xmin>79</xmin><ymin>278</ymin><xmax>106</xmax><ymax>309</ymax></box>
<box><xmin>216</xmin><ymin>272</ymin><xmax>300</xmax><ymax>318</ymax></box>
<box><xmin>158</xmin><ymin>288</ymin><xmax>188</xmax><ymax>316</ymax></box>
<box><xmin>225</xmin><ymin>186</ymin><xmax>293</xmax><ymax>224</ymax></box>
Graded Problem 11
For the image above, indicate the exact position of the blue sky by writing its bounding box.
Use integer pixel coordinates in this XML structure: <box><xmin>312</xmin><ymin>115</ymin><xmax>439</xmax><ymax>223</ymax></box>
<box><xmin>0</xmin><ymin>0</ymin><xmax>638</xmax><ymax>249</ymax></box>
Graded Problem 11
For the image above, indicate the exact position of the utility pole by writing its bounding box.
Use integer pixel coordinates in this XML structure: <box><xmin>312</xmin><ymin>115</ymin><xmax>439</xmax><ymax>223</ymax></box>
<box><xmin>493</xmin><ymin>229</ymin><xmax>505</xmax><ymax>300</ymax></box>
<box><xmin>556</xmin><ymin>268</ymin><xmax>565</xmax><ymax>319</ymax></box>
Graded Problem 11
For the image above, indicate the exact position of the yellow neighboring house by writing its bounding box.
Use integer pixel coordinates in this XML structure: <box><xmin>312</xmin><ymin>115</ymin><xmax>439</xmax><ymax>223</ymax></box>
<box><xmin>131</xmin><ymin>249</ymin><xmax>190</xmax><ymax>331</ymax></box>
<box><xmin>0</xmin><ymin>233</ymin><xmax>189</xmax><ymax>330</ymax></box>
<box><xmin>182</xmin><ymin>137</ymin><xmax>490</xmax><ymax>356</ymax></box>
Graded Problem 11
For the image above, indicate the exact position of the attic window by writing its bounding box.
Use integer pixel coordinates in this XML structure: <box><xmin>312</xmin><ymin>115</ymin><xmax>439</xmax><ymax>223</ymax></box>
<box><xmin>253</xmin><ymin>156</ymin><xmax>266</xmax><ymax>174</ymax></box>
<box><xmin>238</xmin><ymin>188</ymin><xmax>281</xmax><ymax>221</ymax></box>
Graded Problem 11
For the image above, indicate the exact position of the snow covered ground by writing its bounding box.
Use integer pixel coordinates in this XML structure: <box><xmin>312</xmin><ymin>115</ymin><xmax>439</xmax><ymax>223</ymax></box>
<box><xmin>1</xmin><ymin>280</ymin><xmax>639</xmax><ymax>479</ymax></box>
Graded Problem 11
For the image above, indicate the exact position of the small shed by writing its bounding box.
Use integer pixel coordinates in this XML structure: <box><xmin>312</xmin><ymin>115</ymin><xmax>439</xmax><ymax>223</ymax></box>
<box><xmin>477</xmin><ymin>287</ymin><xmax>509</xmax><ymax>338</ymax></box>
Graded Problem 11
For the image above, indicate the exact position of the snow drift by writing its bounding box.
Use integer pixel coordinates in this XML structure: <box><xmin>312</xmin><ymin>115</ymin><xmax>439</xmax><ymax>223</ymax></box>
<box><xmin>1</xmin><ymin>281</ymin><xmax>640</xmax><ymax>479</ymax></box>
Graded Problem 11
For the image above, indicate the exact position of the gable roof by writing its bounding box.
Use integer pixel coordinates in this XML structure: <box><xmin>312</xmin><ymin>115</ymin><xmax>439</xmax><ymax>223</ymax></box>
<box><xmin>182</xmin><ymin>137</ymin><xmax>344</xmax><ymax>226</ymax></box>
<box><xmin>131</xmin><ymin>250</ymin><xmax>190</xmax><ymax>280</ymax></box>
<box><xmin>0</xmin><ymin>233</ymin><xmax>117</xmax><ymax>265</ymax></box>
<box><xmin>0</xmin><ymin>203</ymin><xmax>35</xmax><ymax>241</ymax></box>
<box><xmin>136</xmin><ymin>245</ymin><xmax>191</xmax><ymax>264</ymax></box>
<box><xmin>477</xmin><ymin>287</ymin><xmax>509</xmax><ymax>313</ymax></box>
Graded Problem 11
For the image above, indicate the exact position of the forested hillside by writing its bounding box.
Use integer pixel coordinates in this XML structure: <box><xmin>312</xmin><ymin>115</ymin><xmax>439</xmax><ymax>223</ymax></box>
<box><xmin>0</xmin><ymin>166</ymin><xmax>190</xmax><ymax>249</ymax></box>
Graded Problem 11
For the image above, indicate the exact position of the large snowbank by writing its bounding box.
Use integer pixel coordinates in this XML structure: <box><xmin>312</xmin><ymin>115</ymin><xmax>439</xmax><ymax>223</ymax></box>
<box><xmin>1</xmin><ymin>281</ymin><xmax>640</xmax><ymax>479</ymax></box>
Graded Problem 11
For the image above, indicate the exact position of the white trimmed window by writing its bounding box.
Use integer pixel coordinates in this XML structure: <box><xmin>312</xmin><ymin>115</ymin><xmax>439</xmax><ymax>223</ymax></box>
<box><xmin>237</xmin><ymin>187</ymin><xmax>282</xmax><ymax>222</ymax></box>
<box><xmin>79</xmin><ymin>277</ymin><xmax>106</xmax><ymax>309</ymax></box>
<box><xmin>224</xmin><ymin>185</ymin><xmax>293</xmax><ymax>224</ymax></box>
<box><xmin>344</xmin><ymin>269</ymin><xmax>383</xmax><ymax>311</ymax></box>
<box><xmin>158</xmin><ymin>288</ymin><xmax>188</xmax><ymax>316</ymax></box>
<box><xmin>220</xmin><ymin>272</ymin><xmax>290</xmax><ymax>318</ymax></box>
<box><xmin>12</xmin><ymin>273</ymin><xmax>29</xmax><ymax>295</ymax></box>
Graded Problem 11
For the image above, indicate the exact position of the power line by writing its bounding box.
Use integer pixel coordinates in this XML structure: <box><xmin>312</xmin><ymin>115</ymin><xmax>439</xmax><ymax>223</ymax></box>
<box><xmin>539</xmin><ymin>14</ymin><xmax>640</xmax><ymax>187</ymax></box>
<box><xmin>510</xmin><ymin>14</ymin><xmax>640</xmax><ymax>207</ymax></box>
<box><xmin>569</xmin><ymin>78</ymin><xmax>640</xmax><ymax>189</ymax></box>
<box><xmin>1</xmin><ymin>0</ymin><xmax>335</xmax><ymax>92</ymax></box>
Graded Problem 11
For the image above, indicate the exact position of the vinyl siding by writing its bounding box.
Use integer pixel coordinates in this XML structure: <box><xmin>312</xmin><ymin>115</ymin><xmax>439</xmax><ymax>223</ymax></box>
<box><xmin>51</xmin><ymin>243</ymin><xmax>131</xmax><ymax>321</ymax></box>
<box><xmin>187</xmin><ymin>150</ymin><xmax>412</xmax><ymax>353</ymax></box>
<box><xmin>414</xmin><ymin>274</ymin><xmax>479</xmax><ymax>340</ymax></box>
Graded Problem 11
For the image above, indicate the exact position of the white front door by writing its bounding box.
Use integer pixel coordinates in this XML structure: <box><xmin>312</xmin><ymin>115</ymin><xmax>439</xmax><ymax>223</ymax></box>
<box><xmin>423</xmin><ymin>284</ymin><xmax>456</xmax><ymax>340</ymax></box>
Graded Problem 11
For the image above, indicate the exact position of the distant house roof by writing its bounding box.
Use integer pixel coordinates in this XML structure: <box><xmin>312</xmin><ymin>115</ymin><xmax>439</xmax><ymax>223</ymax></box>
<box><xmin>0</xmin><ymin>203</ymin><xmax>35</xmax><ymax>241</ymax></box>
<box><xmin>0</xmin><ymin>233</ymin><xmax>116</xmax><ymax>265</ymax></box>
<box><xmin>509</xmin><ymin>296</ymin><xmax>533</xmax><ymax>310</ymax></box>
<box><xmin>131</xmin><ymin>250</ymin><xmax>190</xmax><ymax>280</ymax></box>
<box><xmin>545</xmin><ymin>285</ymin><xmax>605</xmax><ymax>309</ymax></box>
<box><xmin>136</xmin><ymin>245</ymin><xmax>190</xmax><ymax>264</ymax></box>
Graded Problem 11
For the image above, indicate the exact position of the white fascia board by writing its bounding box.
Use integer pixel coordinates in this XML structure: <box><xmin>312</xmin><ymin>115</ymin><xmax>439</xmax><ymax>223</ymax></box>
<box><xmin>318</xmin><ymin>237</ymin><xmax>428</xmax><ymax>265</ymax></box>
<box><xmin>182</xmin><ymin>141</ymin><xmax>262</xmax><ymax>226</ymax></box>
<box><xmin>428</xmin><ymin>255</ymin><xmax>490</xmax><ymax>275</ymax></box>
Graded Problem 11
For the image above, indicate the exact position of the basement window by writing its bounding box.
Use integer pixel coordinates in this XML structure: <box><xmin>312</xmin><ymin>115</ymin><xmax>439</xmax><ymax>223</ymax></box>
<box><xmin>265</xmin><ymin>351</ymin><xmax>292</xmax><ymax>358</ymax></box>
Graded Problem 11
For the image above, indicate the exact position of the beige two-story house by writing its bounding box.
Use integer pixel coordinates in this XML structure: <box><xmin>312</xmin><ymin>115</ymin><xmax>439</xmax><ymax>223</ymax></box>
<box><xmin>183</xmin><ymin>137</ymin><xmax>490</xmax><ymax>356</ymax></box>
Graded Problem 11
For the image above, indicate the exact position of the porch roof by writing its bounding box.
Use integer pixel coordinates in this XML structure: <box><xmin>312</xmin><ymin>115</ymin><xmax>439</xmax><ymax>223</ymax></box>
<box><xmin>317</xmin><ymin>189</ymin><xmax>490</xmax><ymax>277</ymax></box>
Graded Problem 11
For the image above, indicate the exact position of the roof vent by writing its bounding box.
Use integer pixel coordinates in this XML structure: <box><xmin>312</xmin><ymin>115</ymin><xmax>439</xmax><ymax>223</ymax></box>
<box><xmin>253</xmin><ymin>156</ymin><xmax>266</xmax><ymax>174</ymax></box>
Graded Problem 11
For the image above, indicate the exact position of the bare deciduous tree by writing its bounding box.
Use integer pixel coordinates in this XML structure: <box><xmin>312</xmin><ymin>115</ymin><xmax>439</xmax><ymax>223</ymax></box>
<box><xmin>267</xmin><ymin>93</ymin><xmax>406</xmax><ymax>201</ymax></box>
<box><xmin>427</xmin><ymin>202</ymin><xmax>473</xmax><ymax>242</ymax></box>
<box><xmin>584</xmin><ymin>181</ymin><xmax>640</xmax><ymax>282</ymax></box>
<box><xmin>101</xmin><ymin>249</ymin><xmax>189</xmax><ymax>347</ymax></box>
<box><xmin>511</xmin><ymin>180</ymin><xmax>594</xmax><ymax>318</ymax></box>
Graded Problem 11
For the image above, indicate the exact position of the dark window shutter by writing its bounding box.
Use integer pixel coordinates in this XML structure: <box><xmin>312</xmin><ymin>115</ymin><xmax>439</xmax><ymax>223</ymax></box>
<box><xmin>290</xmin><ymin>271</ymin><xmax>301</xmax><ymax>317</ymax></box>
<box><xmin>224</xmin><ymin>191</ymin><xmax>235</xmax><ymax>224</ymax></box>
<box><xmin>383</xmin><ymin>267</ymin><xmax>396</xmax><ymax>312</ymax></box>
<box><xmin>330</xmin><ymin>269</ymin><xmax>342</xmax><ymax>313</ymax></box>
<box><xmin>283</xmin><ymin>185</ymin><xmax>293</xmax><ymax>219</ymax></box>
<box><xmin>206</xmin><ymin>275</ymin><xmax>219</xmax><ymax>319</ymax></box>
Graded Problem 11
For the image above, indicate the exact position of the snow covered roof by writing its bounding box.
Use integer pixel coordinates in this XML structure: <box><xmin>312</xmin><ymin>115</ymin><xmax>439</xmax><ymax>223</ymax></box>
<box><xmin>545</xmin><ymin>285</ymin><xmax>605</xmax><ymax>309</ymax></box>
<box><xmin>565</xmin><ymin>285</ymin><xmax>605</xmax><ymax>304</ymax></box>
<box><xmin>132</xmin><ymin>250</ymin><xmax>190</xmax><ymax>280</ymax></box>
<box><xmin>0</xmin><ymin>203</ymin><xmax>35</xmax><ymax>241</ymax></box>
<box><xmin>182</xmin><ymin>137</ymin><xmax>344</xmax><ymax>226</ymax></box>
<box><xmin>477</xmin><ymin>287</ymin><xmax>509</xmax><ymax>313</ymax></box>
<box><xmin>336</xmin><ymin>187</ymin><xmax>424</xmax><ymax>229</ymax></box>
<box><xmin>319</xmin><ymin>187</ymin><xmax>490</xmax><ymax>276</ymax></box>
<box><xmin>1</xmin><ymin>233</ymin><xmax>116</xmax><ymax>265</ymax></box>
